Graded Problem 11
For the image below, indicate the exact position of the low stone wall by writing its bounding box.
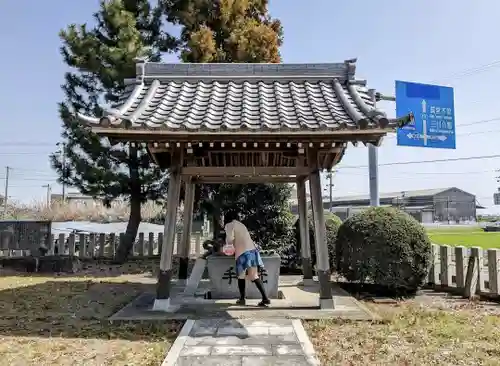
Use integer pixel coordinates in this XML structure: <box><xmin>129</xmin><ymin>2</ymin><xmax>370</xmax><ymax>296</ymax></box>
<box><xmin>0</xmin><ymin>255</ymin><xmax>81</xmax><ymax>273</ymax></box>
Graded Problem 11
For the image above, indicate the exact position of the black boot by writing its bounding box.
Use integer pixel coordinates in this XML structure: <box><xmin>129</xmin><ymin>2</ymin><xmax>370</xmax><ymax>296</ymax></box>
<box><xmin>236</xmin><ymin>279</ymin><xmax>246</xmax><ymax>305</ymax></box>
<box><xmin>252</xmin><ymin>278</ymin><xmax>270</xmax><ymax>307</ymax></box>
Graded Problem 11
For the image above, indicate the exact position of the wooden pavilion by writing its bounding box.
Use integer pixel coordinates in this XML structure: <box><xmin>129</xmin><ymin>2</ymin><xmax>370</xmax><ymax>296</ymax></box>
<box><xmin>77</xmin><ymin>59</ymin><xmax>412</xmax><ymax>311</ymax></box>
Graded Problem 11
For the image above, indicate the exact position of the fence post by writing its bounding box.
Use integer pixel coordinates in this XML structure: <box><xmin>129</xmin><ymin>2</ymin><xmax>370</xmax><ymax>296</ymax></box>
<box><xmin>108</xmin><ymin>233</ymin><xmax>116</xmax><ymax>257</ymax></box>
<box><xmin>79</xmin><ymin>234</ymin><xmax>87</xmax><ymax>258</ymax></box>
<box><xmin>88</xmin><ymin>233</ymin><xmax>96</xmax><ymax>258</ymax></box>
<box><xmin>68</xmin><ymin>234</ymin><xmax>76</xmax><ymax>256</ymax></box>
<box><xmin>439</xmin><ymin>245</ymin><xmax>452</xmax><ymax>286</ymax></box>
<box><xmin>138</xmin><ymin>232</ymin><xmax>145</xmax><ymax>257</ymax></box>
<box><xmin>157</xmin><ymin>232</ymin><xmax>163</xmax><ymax>256</ymax></box>
<box><xmin>57</xmin><ymin>234</ymin><xmax>65</xmax><ymax>255</ymax></box>
<box><xmin>49</xmin><ymin>234</ymin><xmax>55</xmax><ymax>255</ymax></box>
<box><xmin>428</xmin><ymin>244</ymin><xmax>440</xmax><ymax>285</ymax></box>
<box><xmin>487</xmin><ymin>249</ymin><xmax>500</xmax><ymax>295</ymax></box>
<box><xmin>118</xmin><ymin>233</ymin><xmax>125</xmax><ymax>258</ymax></box>
<box><xmin>471</xmin><ymin>247</ymin><xmax>484</xmax><ymax>293</ymax></box>
<box><xmin>454</xmin><ymin>246</ymin><xmax>467</xmax><ymax>289</ymax></box>
<box><xmin>98</xmin><ymin>233</ymin><xmax>106</xmax><ymax>257</ymax></box>
<box><xmin>464</xmin><ymin>250</ymin><xmax>479</xmax><ymax>299</ymax></box>
<box><xmin>148</xmin><ymin>232</ymin><xmax>154</xmax><ymax>256</ymax></box>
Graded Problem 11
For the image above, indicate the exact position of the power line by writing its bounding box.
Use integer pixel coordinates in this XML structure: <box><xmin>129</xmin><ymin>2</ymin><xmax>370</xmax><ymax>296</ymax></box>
<box><xmin>337</xmin><ymin>169</ymin><xmax>495</xmax><ymax>176</ymax></box>
<box><xmin>0</xmin><ymin>177</ymin><xmax>58</xmax><ymax>181</ymax></box>
<box><xmin>6</xmin><ymin>167</ymin><xmax>57</xmax><ymax>174</ymax></box>
<box><xmin>431</xmin><ymin>59</ymin><xmax>500</xmax><ymax>84</ymax></box>
<box><xmin>337</xmin><ymin>154</ymin><xmax>500</xmax><ymax>170</ymax></box>
<box><xmin>456</xmin><ymin>117</ymin><xmax>500</xmax><ymax>128</ymax></box>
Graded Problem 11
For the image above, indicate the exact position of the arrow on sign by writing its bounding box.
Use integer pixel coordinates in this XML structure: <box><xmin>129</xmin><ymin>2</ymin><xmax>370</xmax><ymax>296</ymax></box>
<box><xmin>407</xmin><ymin>133</ymin><xmax>421</xmax><ymax>140</ymax></box>
<box><xmin>406</xmin><ymin>133</ymin><xmax>447</xmax><ymax>141</ymax></box>
<box><xmin>421</xmin><ymin>99</ymin><xmax>427</xmax><ymax>113</ymax></box>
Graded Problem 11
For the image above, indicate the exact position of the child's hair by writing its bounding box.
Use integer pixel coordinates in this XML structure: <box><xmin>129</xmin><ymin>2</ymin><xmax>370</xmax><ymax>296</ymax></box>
<box><xmin>223</xmin><ymin>210</ymin><xmax>239</xmax><ymax>225</ymax></box>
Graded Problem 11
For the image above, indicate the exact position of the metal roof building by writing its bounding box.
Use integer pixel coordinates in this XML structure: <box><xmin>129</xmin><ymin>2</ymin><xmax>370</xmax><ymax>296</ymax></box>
<box><xmin>326</xmin><ymin>187</ymin><xmax>482</xmax><ymax>223</ymax></box>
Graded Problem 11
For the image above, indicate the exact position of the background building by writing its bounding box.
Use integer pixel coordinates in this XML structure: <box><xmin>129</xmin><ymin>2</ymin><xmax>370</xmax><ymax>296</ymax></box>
<box><xmin>50</xmin><ymin>192</ymin><xmax>100</xmax><ymax>206</ymax></box>
<box><xmin>326</xmin><ymin>187</ymin><xmax>482</xmax><ymax>223</ymax></box>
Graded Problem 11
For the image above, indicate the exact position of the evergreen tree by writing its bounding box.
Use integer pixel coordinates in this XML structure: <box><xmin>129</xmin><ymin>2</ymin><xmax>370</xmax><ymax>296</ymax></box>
<box><xmin>162</xmin><ymin>0</ymin><xmax>293</xmax><ymax>246</ymax></box>
<box><xmin>51</xmin><ymin>0</ymin><xmax>177</xmax><ymax>262</ymax></box>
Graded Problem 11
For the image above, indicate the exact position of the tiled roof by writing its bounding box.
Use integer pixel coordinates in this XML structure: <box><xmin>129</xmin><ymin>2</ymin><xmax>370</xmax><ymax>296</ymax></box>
<box><xmin>78</xmin><ymin>59</ymin><xmax>407</xmax><ymax>132</ymax></box>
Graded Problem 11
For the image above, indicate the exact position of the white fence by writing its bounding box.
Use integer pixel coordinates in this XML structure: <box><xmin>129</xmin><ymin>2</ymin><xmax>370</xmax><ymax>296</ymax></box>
<box><xmin>427</xmin><ymin>243</ymin><xmax>500</xmax><ymax>297</ymax></box>
<box><xmin>0</xmin><ymin>231</ymin><xmax>208</xmax><ymax>259</ymax></box>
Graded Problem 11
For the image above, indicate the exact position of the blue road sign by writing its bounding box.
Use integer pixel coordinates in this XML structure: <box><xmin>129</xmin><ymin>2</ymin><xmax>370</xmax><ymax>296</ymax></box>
<box><xmin>396</xmin><ymin>81</ymin><xmax>456</xmax><ymax>149</ymax></box>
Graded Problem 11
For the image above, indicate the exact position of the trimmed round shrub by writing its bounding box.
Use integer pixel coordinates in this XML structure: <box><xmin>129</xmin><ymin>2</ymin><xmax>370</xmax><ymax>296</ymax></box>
<box><xmin>335</xmin><ymin>207</ymin><xmax>431</xmax><ymax>293</ymax></box>
<box><xmin>291</xmin><ymin>211</ymin><xmax>342</xmax><ymax>271</ymax></box>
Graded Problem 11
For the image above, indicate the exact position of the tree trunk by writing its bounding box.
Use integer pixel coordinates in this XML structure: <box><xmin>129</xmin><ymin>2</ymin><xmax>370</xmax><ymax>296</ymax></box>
<box><xmin>114</xmin><ymin>145</ymin><xmax>142</xmax><ymax>263</ymax></box>
<box><xmin>211</xmin><ymin>207</ymin><xmax>221</xmax><ymax>240</ymax></box>
<box><xmin>114</xmin><ymin>195</ymin><xmax>142</xmax><ymax>263</ymax></box>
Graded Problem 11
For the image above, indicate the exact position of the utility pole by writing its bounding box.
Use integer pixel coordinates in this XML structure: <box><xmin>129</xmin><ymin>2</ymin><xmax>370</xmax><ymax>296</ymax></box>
<box><xmin>368</xmin><ymin>89</ymin><xmax>380</xmax><ymax>206</ymax></box>
<box><xmin>323</xmin><ymin>171</ymin><xmax>335</xmax><ymax>211</ymax></box>
<box><xmin>42</xmin><ymin>184</ymin><xmax>51</xmax><ymax>207</ymax></box>
<box><xmin>399</xmin><ymin>191</ymin><xmax>406</xmax><ymax>210</ymax></box>
<box><xmin>62</xmin><ymin>144</ymin><xmax>66</xmax><ymax>201</ymax></box>
<box><xmin>59</xmin><ymin>142</ymin><xmax>67</xmax><ymax>201</ymax></box>
<box><xmin>2</xmin><ymin>166</ymin><xmax>9</xmax><ymax>218</ymax></box>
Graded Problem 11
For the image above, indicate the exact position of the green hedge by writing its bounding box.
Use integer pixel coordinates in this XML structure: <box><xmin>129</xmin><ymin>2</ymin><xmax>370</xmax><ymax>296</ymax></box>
<box><xmin>335</xmin><ymin>207</ymin><xmax>431</xmax><ymax>294</ymax></box>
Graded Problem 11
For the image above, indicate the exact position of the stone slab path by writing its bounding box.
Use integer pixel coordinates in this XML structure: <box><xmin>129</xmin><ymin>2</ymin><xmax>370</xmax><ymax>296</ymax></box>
<box><xmin>162</xmin><ymin>318</ymin><xmax>320</xmax><ymax>366</ymax></box>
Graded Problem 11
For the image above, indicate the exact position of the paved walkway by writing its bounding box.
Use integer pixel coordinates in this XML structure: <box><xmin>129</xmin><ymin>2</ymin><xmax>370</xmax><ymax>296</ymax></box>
<box><xmin>162</xmin><ymin>318</ymin><xmax>320</xmax><ymax>366</ymax></box>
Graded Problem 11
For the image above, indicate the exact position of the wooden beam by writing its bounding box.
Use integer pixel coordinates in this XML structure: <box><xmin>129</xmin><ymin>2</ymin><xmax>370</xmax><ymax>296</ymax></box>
<box><xmin>194</xmin><ymin>176</ymin><xmax>298</xmax><ymax>184</ymax></box>
<box><xmin>149</xmin><ymin>146</ymin><xmax>343</xmax><ymax>154</ymax></box>
<box><xmin>91</xmin><ymin>128</ymin><xmax>389</xmax><ymax>142</ymax></box>
<box><xmin>181</xmin><ymin>166</ymin><xmax>311</xmax><ymax>176</ymax></box>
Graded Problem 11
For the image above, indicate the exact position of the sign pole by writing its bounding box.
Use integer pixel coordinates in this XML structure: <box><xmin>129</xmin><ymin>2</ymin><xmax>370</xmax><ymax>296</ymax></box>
<box><xmin>368</xmin><ymin>89</ymin><xmax>380</xmax><ymax>207</ymax></box>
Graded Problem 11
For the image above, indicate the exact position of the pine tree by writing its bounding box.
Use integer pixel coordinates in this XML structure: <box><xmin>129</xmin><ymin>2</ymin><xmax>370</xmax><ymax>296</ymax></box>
<box><xmin>51</xmin><ymin>0</ymin><xmax>177</xmax><ymax>262</ymax></box>
<box><xmin>162</xmin><ymin>0</ymin><xmax>293</xmax><ymax>246</ymax></box>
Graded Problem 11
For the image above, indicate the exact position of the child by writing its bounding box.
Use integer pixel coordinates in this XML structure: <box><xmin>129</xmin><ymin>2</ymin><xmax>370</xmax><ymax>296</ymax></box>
<box><xmin>223</xmin><ymin>211</ymin><xmax>270</xmax><ymax>307</ymax></box>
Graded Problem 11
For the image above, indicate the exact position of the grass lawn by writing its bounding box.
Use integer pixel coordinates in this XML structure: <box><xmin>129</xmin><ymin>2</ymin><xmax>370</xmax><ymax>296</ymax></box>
<box><xmin>0</xmin><ymin>271</ymin><xmax>182</xmax><ymax>366</ymax></box>
<box><xmin>305</xmin><ymin>301</ymin><xmax>500</xmax><ymax>365</ymax></box>
<box><xmin>426</xmin><ymin>226</ymin><xmax>500</xmax><ymax>249</ymax></box>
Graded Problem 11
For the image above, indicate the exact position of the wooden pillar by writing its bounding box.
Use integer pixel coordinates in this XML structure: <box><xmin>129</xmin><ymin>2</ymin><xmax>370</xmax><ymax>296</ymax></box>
<box><xmin>153</xmin><ymin>166</ymin><xmax>182</xmax><ymax>311</ymax></box>
<box><xmin>308</xmin><ymin>149</ymin><xmax>334</xmax><ymax>309</ymax></box>
<box><xmin>178</xmin><ymin>177</ymin><xmax>195</xmax><ymax>283</ymax></box>
<box><xmin>297</xmin><ymin>177</ymin><xmax>313</xmax><ymax>284</ymax></box>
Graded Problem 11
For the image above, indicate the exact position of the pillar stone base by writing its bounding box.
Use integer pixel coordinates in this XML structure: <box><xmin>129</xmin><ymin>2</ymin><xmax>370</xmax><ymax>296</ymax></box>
<box><xmin>178</xmin><ymin>257</ymin><xmax>189</xmax><ymax>280</ymax></box>
<box><xmin>317</xmin><ymin>269</ymin><xmax>333</xmax><ymax>299</ymax></box>
<box><xmin>317</xmin><ymin>269</ymin><xmax>334</xmax><ymax>309</ymax></box>
<box><xmin>152</xmin><ymin>298</ymin><xmax>179</xmax><ymax>312</ymax></box>
<box><xmin>320</xmin><ymin>298</ymin><xmax>335</xmax><ymax>309</ymax></box>
<box><xmin>301</xmin><ymin>257</ymin><xmax>313</xmax><ymax>281</ymax></box>
<box><xmin>156</xmin><ymin>269</ymin><xmax>173</xmax><ymax>299</ymax></box>
<box><xmin>153</xmin><ymin>269</ymin><xmax>180</xmax><ymax>312</ymax></box>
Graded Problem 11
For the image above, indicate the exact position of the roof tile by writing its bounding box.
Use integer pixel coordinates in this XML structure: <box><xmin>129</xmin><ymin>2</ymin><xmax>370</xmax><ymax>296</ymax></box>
<box><xmin>78</xmin><ymin>60</ymin><xmax>408</xmax><ymax>132</ymax></box>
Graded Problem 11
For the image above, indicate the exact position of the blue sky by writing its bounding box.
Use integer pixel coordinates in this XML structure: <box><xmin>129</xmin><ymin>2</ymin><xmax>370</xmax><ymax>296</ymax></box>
<box><xmin>1</xmin><ymin>0</ymin><xmax>499</xmax><ymax>213</ymax></box>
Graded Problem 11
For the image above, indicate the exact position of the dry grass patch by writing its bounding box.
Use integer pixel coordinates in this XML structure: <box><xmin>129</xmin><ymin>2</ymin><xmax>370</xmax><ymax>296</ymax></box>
<box><xmin>3</xmin><ymin>199</ymin><xmax>165</xmax><ymax>222</ymax></box>
<box><xmin>0</xmin><ymin>272</ymin><xmax>182</xmax><ymax>366</ymax></box>
<box><xmin>305</xmin><ymin>302</ymin><xmax>500</xmax><ymax>366</ymax></box>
